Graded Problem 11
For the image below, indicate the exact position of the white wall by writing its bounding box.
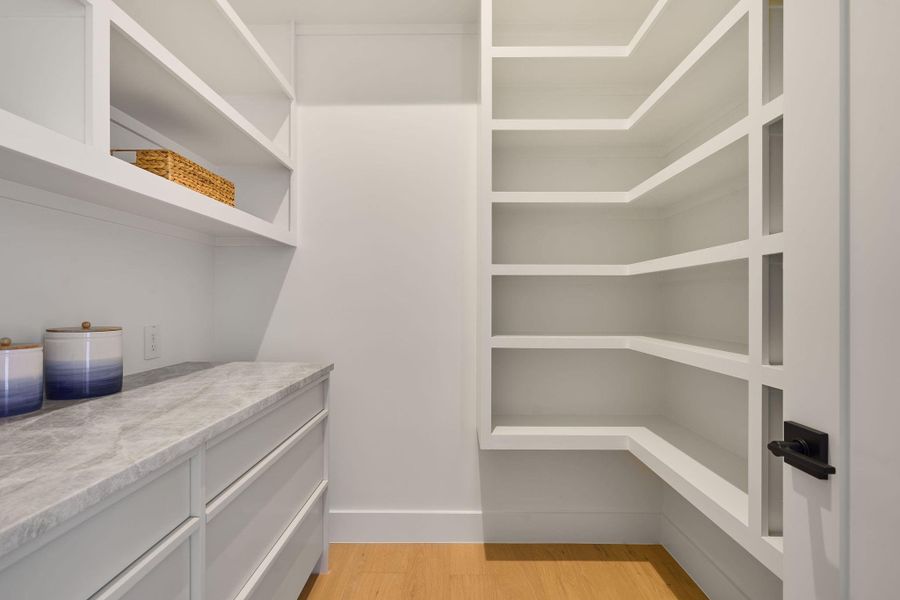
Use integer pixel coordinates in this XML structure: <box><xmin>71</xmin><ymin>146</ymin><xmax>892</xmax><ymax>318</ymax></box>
<box><xmin>0</xmin><ymin>180</ymin><xmax>214</xmax><ymax>374</ymax></box>
<box><xmin>213</xmin><ymin>29</ymin><xmax>666</xmax><ymax>542</ymax></box>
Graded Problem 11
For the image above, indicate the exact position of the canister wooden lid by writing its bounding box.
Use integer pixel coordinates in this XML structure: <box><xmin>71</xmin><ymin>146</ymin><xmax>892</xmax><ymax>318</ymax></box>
<box><xmin>0</xmin><ymin>338</ymin><xmax>41</xmax><ymax>351</ymax></box>
<box><xmin>46</xmin><ymin>321</ymin><xmax>122</xmax><ymax>333</ymax></box>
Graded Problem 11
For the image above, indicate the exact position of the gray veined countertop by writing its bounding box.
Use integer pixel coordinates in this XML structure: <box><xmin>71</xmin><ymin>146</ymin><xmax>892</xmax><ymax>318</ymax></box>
<box><xmin>0</xmin><ymin>361</ymin><xmax>333</xmax><ymax>560</ymax></box>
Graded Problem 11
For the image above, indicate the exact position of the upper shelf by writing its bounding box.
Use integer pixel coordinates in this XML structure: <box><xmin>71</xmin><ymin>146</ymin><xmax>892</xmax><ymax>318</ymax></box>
<box><xmin>493</xmin><ymin>4</ymin><xmax>748</xmax><ymax>130</ymax></box>
<box><xmin>492</xmin><ymin>0</ymin><xmax>741</xmax><ymax>65</ymax></box>
<box><xmin>0</xmin><ymin>108</ymin><xmax>295</xmax><ymax>247</ymax></box>
<box><xmin>109</xmin><ymin>4</ymin><xmax>292</xmax><ymax>169</ymax></box>
<box><xmin>493</xmin><ymin>116</ymin><xmax>751</xmax><ymax>206</ymax></box>
<box><xmin>111</xmin><ymin>0</ymin><xmax>293</xmax><ymax>99</ymax></box>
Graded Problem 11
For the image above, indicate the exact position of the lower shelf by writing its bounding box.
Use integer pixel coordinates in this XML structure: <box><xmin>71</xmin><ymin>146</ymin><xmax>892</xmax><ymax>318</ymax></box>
<box><xmin>488</xmin><ymin>415</ymin><xmax>782</xmax><ymax>576</ymax></box>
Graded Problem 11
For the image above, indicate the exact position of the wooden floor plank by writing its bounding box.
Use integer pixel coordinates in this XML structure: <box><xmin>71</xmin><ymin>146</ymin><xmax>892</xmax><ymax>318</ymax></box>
<box><xmin>299</xmin><ymin>543</ymin><xmax>708</xmax><ymax>600</ymax></box>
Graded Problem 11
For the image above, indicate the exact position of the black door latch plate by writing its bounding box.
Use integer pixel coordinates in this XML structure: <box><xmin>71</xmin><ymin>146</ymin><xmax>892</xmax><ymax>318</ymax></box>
<box><xmin>767</xmin><ymin>421</ymin><xmax>836</xmax><ymax>480</ymax></box>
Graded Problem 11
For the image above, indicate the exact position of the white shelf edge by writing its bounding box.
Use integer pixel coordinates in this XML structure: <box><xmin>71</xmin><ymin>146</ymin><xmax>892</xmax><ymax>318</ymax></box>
<box><xmin>491</xmin><ymin>191</ymin><xmax>630</xmax><ymax>204</ymax></box>
<box><xmin>629</xmin><ymin>117</ymin><xmax>749</xmax><ymax>200</ymax></box>
<box><xmin>492</xmin><ymin>2</ymin><xmax>749</xmax><ymax>133</ymax></box>
<box><xmin>761</xmin><ymin>94</ymin><xmax>785</xmax><ymax>124</ymax></box>
<box><xmin>492</xmin><ymin>240</ymin><xmax>749</xmax><ymax>277</ymax></box>
<box><xmin>491</xmin><ymin>0</ymin><xmax>669</xmax><ymax>58</ymax></box>
<box><xmin>0</xmin><ymin>108</ymin><xmax>296</xmax><ymax>247</ymax></box>
<box><xmin>487</xmin><ymin>418</ymin><xmax>782</xmax><ymax>575</ymax></box>
<box><xmin>491</xmin><ymin>335</ymin><xmax>750</xmax><ymax>380</ymax></box>
<box><xmin>108</xmin><ymin>2</ymin><xmax>293</xmax><ymax>171</ymax></box>
<box><xmin>214</xmin><ymin>0</ymin><xmax>295</xmax><ymax>100</ymax></box>
<box><xmin>492</xmin><ymin>118</ymin><xmax>750</xmax><ymax>205</ymax></box>
<box><xmin>761</xmin><ymin>232</ymin><xmax>785</xmax><ymax>255</ymax></box>
<box><xmin>761</xmin><ymin>364</ymin><xmax>784</xmax><ymax>389</ymax></box>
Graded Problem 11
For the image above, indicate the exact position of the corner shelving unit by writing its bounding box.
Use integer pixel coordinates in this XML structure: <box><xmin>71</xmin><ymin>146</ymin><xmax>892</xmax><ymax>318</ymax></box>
<box><xmin>479</xmin><ymin>0</ymin><xmax>786</xmax><ymax>577</ymax></box>
<box><xmin>0</xmin><ymin>0</ymin><xmax>297</xmax><ymax>247</ymax></box>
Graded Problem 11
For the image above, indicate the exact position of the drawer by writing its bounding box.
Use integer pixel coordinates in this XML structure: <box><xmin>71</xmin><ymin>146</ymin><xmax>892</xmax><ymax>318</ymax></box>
<box><xmin>116</xmin><ymin>537</ymin><xmax>190</xmax><ymax>600</ymax></box>
<box><xmin>206</xmin><ymin>420</ymin><xmax>325</xmax><ymax>600</ymax></box>
<box><xmin>245</xmin><ymin>495</ymin><xmax>324</xmax><ymax>600</ymax></box>
<box><xmin>0</xmin><ymin>460</ymin><xmax>191</xmax><ymax>600</ymax></box>
<box><xmin>206</xmin><ymin>380</ymin><xmax>325</xmax><ymax>501</ymax></box>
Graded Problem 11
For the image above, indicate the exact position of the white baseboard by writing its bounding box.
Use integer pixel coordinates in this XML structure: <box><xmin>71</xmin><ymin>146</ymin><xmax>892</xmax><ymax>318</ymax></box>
<box><xmin>660</xmin><ymin>514</ymin><xmax>749</xmax><ymax>600</ymax></box>
<box><xmin>329</xmin><ymin>509</ymin><xmax>660</xmax><ymax>544</ymax></box>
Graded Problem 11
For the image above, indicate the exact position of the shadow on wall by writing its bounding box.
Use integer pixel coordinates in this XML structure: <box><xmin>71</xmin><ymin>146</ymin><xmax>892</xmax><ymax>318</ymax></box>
<box><xmin>213</xmin><ymin>246</ymin><xmax>295</xmax><ymax>362</ymax></box>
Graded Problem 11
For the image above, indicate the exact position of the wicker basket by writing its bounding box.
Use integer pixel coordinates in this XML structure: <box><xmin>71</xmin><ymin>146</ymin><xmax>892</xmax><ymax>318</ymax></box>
<box><xmin>112</xmin><ymin>149</ymin><xmax>235</xmax><ymax>207</ymax></box>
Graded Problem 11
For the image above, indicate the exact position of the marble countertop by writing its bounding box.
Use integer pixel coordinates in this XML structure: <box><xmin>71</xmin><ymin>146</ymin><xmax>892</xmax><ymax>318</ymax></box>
<box><xmin>0</xmin><ymin>361</ymin><xmax>333</xmax><ymax>559</ymax></box>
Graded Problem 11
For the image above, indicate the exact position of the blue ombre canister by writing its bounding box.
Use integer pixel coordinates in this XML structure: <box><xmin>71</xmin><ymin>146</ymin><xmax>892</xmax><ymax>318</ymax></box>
<box><xmin>44</xmin><ymin>322</ymin><xmax>123</xmax><ymax>401</ymax></box>
<box><xmin>1</xmin><ymin>338</ymin><xmax>44</xmax><ymax>417</ymax></box>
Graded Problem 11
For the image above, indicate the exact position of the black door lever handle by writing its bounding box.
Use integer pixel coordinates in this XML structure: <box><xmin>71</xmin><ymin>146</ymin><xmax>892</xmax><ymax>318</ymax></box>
<box><xmin>767</xmin><ymin>439</ymin><xmax>809</xmax><ymax>457</ymax></box>
<box><xmin>768</xmin><ymin>422</ymin><xmax>837</xmax><ymax>480</ymax></box>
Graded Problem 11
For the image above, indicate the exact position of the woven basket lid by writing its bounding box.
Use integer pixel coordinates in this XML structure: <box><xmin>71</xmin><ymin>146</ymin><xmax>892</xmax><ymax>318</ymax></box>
<box><xmin>0</xmin><ymin>338</ymin><xmax>41</xmax><ymax>351</ymax></box>
<box><xmin>46</xmin><ymin>321</ymin><xmax>122</xmax><ymax>333</ymax></box>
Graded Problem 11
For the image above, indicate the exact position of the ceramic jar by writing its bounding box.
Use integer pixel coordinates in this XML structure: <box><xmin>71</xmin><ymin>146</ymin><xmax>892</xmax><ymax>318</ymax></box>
<box><xmin>0</xmin><ymin>337</ymin><xmax>44</xmax><ymax>417</ymax></box>
<box><xmin>44</xmin><ymin>322</ymin><xmax>123</xmax><ymax>401</ymax></box>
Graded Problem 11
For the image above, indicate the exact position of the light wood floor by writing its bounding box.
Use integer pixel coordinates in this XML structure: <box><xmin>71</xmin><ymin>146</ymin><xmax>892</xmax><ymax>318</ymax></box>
<box><xmin>298</xmin><ymin>544</ymin><xmax>708</xmax><ymax>600</ymax></box>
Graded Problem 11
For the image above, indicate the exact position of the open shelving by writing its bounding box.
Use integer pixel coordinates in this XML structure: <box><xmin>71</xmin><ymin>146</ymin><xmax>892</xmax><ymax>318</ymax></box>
<box><xmin>111</xmin><ymin>0</ymin><xmax>293</xmax><ymax>99</ymax></box>
<box><xmin>0</xmin><ymin>0</ymin><xmax>298</xmax><ymax>247</ymax></box>
<box><xmin>480</xmin><ymin>0</ymin><xmax>788</xmax><ymax>577</ymax></box>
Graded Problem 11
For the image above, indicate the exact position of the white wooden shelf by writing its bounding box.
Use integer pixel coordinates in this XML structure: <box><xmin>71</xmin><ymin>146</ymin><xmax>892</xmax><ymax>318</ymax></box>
<box><xmin>491</xmin><ymin>335</ymin><xmax>749</xmax><ymax>380</ymax></box>
<box><xmin>493</xmin><ymin>3</ymin><xmax>748</xmax><ymax>131</ymax></box>
<box><xmin>488</xmin><ymin>414</ymin><xmax>782</xmax><ymax>575</ymax></box>
<box><xmin>111</xmin><ymin>0</ymin><xmax>293</xmax><ymax>99</ymax></box>
<box><xmin>492</xmin><ymin>0</ymin><xmax>738</xmax><ymax>59</ymax></box>
<box><xmin>761</xmin><ymin>364</ymin><xmax>784</xmax><ymax>390</ymax></box>
<box><xmin>493</xmin><ymin>117</ymin><xmax>749</xmax><ymax>206</ymax></box>
<box><xmin>761</xmin><ymin>232</ymin><xmax>784</xmax><ymax>256</ymax></box>
<box><xmin>492</xmin><ymin>240</ymin><xmax>749</xmax><ymax>277</ymax></box>
<box><xmin>109</xmin><ymin>4</ymin><xmax>292</xmax><ymax>169</ymax></box>
<box><xmin>0</xmin><ymin>108</ymin><xmax>295</xmax><ymax>247</ymax></box>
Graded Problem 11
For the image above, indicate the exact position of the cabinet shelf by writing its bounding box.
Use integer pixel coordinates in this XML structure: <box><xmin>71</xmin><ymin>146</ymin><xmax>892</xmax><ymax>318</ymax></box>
<box><xmin>111</xmin><ymin>0</ymin><xmax>293</xmax><ymax>99</ymax></box>
<box><xmin>491</xmin><ymin>335</ymin><xmax>749</xmax><ymax>380</ymax></box>
<box><xmin>110</xmin><ymin>4</ymin><xmax>292</xmax><ymax>169</ymax></box>
<box><xmin>492</xmin><ymin>240</ymin><xmax>749</xmax><ymax>277</ymax></box>
<box><xmin>0</xmin><ymin>108</ymin><xmax>295</xmax><ymax>247</ymax></box>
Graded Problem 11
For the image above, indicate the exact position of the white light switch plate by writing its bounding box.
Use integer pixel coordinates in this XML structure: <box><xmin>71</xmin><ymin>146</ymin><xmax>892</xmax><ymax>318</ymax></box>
<box><xmin>144</xmin><ymin>325</ymin><xmax>160</xmax><ymax>360</ymax></box>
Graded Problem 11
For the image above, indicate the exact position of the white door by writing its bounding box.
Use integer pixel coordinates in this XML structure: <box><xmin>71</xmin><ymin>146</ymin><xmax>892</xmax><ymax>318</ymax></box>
<box><xmin>783</xmin><ymin>1</ymin><xmax>845</xmax><ymax>599</ymax></box>
<box><xmin>785</xmin><ymin>1</ymin><xmax>900</xmax><ymax>598</ymax></box>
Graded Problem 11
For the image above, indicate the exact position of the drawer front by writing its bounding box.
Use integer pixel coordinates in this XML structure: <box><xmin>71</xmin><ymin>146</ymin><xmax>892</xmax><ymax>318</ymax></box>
<box><xmin>206</xmin><ymin>381</ymin><xmax>325</xmax><ymax>501</ymax></box>
<box><xmin>119</xmin><ymin>538</ymin><xmax>190</xmax><ymax>600</ymax></box>
<box><xmin>0</xmin><ymin>461</ymin><xmax>191</xmax><ymax>600</ymax></box>
<box><xmin>246</xmin><ymin>496</ymin><xmax>324</xmax><ymax>600</ymax></box>
<box><xmin>206</xmin><ymin>421</ymin><xmax>325</xmax><ymax>600</ymax></box>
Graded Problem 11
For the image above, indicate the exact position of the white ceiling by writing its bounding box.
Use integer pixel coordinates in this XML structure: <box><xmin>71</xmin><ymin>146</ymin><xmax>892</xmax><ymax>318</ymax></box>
<box><xmin>229</xmin><ymin>0</ymin><xmax>479</xmax><ymax>25</ymax></box>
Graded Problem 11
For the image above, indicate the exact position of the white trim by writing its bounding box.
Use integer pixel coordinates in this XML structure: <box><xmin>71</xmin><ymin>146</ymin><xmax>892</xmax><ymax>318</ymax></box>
<box><xmin>660</xmin><ymin>514</ymin><xmax>752</xmax><ymax>600</ymax></box>
<box><xmin>328</xmin><ymin>509</ymin><xmax>660</xmax><ymax>544</ymax></box>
